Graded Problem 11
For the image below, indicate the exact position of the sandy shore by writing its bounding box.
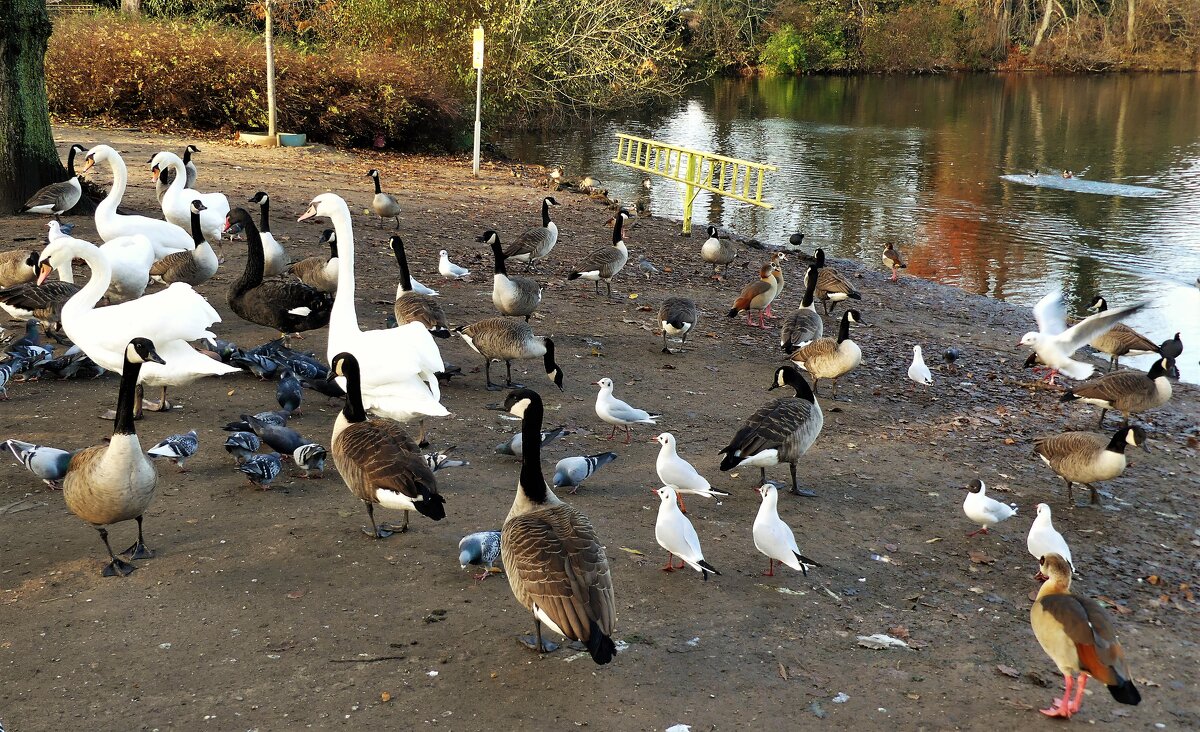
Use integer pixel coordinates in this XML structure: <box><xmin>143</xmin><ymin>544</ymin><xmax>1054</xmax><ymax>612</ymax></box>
<box><xmin>0</xmin><ymin>124</ymin><xmax>1196</xmax><ymax>731</ymax></box>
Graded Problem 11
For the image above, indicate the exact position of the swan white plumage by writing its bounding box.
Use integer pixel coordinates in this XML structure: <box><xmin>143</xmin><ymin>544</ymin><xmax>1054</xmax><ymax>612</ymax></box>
<box><xmin>81</xmin><ymin>145</ymin><xmax>194</xmax><ymax>258</ymax></box>
<box><xmin>151</xmin><ymin>151</ymin><xmax>230</xmax><ymax>246</ymax></box>
<box><xmin>96</xmin><ymin>235</ymin><xmax>155</xmax><ymax>303</ymax></box>
<box><xmin>298</xmin><ymin>193</ymin><xmax>447</xmax><ymax>437</ymax></box>
<box><xmin>36</xmin><ymin>237</ymin><xmax>238</xmax><ymax>409</ymax></box>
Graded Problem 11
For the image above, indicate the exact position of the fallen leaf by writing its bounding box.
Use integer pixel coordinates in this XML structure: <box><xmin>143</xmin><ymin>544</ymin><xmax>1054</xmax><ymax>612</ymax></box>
<box><xmin>1096</xmin><ymin>596</ymin><xmax>1132</xmax><ymax>615</ymax></box>
<box><xmin>888</xmin><ymin>625</ymin><xmax>910</xmax><ymax>640</ymax></box>
<box><xmin>1147</xmin><ymin>575</ymin><xmax>1160</xmax><ymax>585</ymax></box>
<box><xmin>969</xmin><ymin>550</ymin><xmax>996</xmax><ymax>565</ymax></box>
<box><xmin>778</xmin><ymin>662</ymin><xmax>788</xmax><ymax>680</ymax></box>
<box><xmin>996</xmin><ymin>664</ymin><xmax>1021</xmax><ymax>678</ymax></box>
<box><xmin>619</xmin><ymin>547</ymin><xmax>644</xmax><ymax>556</ymax></box>
<box><xmin>637</xmin><ymin>305</ymin><xmax>653</xmax><ymax>312</ymax></box>
<box><xmin>380</xmin><ymin>691</ymin><xmax>392</xmax><ymax>703</ymax></box>
<box><xmin>227</xmin><ymin>389</ymin><xmax>236</xmax><ymax>396</ymax></box>
<box><xmin>628</xmin><ymin>293</ymin><xmax>638</xmax><ymax>299</ymax></box>
<box><xmin>924</xmin><ymin>537</ymin><xmax>943</xmax><ymax>544</ymax></box>
<box><xmin>286</xmin><ymin>590</ymin><xmax>304</xmax><ymax>599</ymax></box>
<box><xmin>1003</xmin><ymin>437</ymin><xmax>1016</xmax><ymax>445</ymax></box>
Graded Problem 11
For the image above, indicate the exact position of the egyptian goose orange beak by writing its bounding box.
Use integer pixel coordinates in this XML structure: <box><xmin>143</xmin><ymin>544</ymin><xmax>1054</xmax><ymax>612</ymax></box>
<box><xmin>1029</xmin><ymin>553</ymin><xmax>1141</xmax><ymax>719</ymax></box>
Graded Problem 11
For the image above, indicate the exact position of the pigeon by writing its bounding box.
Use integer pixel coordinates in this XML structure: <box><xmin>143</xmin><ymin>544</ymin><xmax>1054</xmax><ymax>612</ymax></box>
<box><xmin>292</xmin><ymin>443</ymin><xmax>326</xmax><ymax>478</ymax></box>
<box><xmin>0</xmin><ymin>360</ymin><xmax>22</xmax><ymax>399</ymax></box>
<box><xmin>301</xmin><ymin>374</ymin><xmax>346</xmax><ymax>398</ymax></box>
<box><xmin>423</xmin><ymin>447</ymin><xmax>469</xmax><ymax>473</ymax></box>
<box><xmin>653</xmin><ymin>432</ymin><xmax>729</xmax><ymax>511</ymax></box>
<box><xmin>1019</xmin><ymin>291</ymin><xmax>1146</xmax><ymax>382</ymax></box>
<box><xmin>458</xmin><ymin>530</ymin><xmax>502</xmax><ymax>581</ymax></box>
<box><xmin>639</xmin><ymin>256</ymin><xmax>659</xmax><ymax>279</ymax></box>
<box><xmin>5</xmin><ymin>439</ymin><xmax>71</xmax><ymax>489</ymax></box>
<box><xmin>552</xmin><ymin>452</ymin><xmax>618</xmax><ymax>494</ymax></box>
<box><xmin>594</xmin><ymin>377</ymin><xmax>660</xmax><ymax>444</ymax></box>
<box><xmin>908</xmin><ymin>345</ymin><xmax>933</xmax><ymax>387</ymax></box>
<box><xmin>1027</xmin><ymin>503</ymin><xmax>1073</xmax><ymax>579</ymax></box>
<box><xmin>943</xmin><ymin>347</ymin><xmax>962</xmax><ymax>372</ymax></box>
<box><xmin>147</xmin><ymin>430</ymin><xmax>199</xmax><ymax>472</ymax></box>
<box><xmin>10</xmin><ymin>320</ymin><xmax>40</xmax><ymax>349</ymax></box>
<box><xmin>230</xmin><ymin>352</ymin><xmax>279</xmax><ymax>380</ymax></box>
<box><xmin>245</xmin><ymin>414</ymin><xmax>306</xmax><ymax>456</ymax></box>
<box><xmin>495</xmin><ymin>425</ymin><xmax>567</xmax><ymax>459</ymax></box>
<box><xmin>438</xmin><ymin>250</ymin><xmax>470</xmax><ymax>280</ymax></box>
<box><xmin>41</xmin><ymin>349</ymin><xmax>104</xmax><ymax>380</ymax></box>
<box><xmin>653</xmin><ymin>486</ymin><xmax>720</xmax><ymax>581</ymax></box>
<box><xmin>238</xmin><ymin>452</ymin><xmax>282</xmax><ymax>489</ymax></box>
<box><xmin>752</xmin><ymin>482</ymin><xmax>820</xmax><ymax>576</ymax></box>
<box><xmin>223</xmin><ymin>410</ymin><xmax>289</xmax><ymax>432</ymax></box>
<box><xmin>961</xmin><ymin>479</ymin><xmax>1017</xmax><ymax>536</ymax></box>
<box><xmin>223</xmin><ymin>431</ymin><xmax>261</xmax><ymax>465</ymax></box>
<box><xmin>276</xmin><ymin>368</ymin><xmax>302</xmax><ymax>416</ymax></box>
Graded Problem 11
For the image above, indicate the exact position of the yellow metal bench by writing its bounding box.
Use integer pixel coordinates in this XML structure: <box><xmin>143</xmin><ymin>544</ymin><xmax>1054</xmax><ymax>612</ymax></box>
<box><xmin>611</xmin><ymin>133</ymin><xmax>776</xmax><ymax>234</ymax></box>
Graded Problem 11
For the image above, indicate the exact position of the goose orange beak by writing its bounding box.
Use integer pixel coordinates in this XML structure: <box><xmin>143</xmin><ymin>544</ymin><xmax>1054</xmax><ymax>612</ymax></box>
<box><xmin>35</xmin><ymin>262</ymin><xmax>53</xmax><ymax>286</ymax></box>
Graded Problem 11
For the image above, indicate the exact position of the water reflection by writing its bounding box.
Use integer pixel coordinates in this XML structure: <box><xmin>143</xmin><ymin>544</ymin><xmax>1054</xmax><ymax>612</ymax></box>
<box><xmin>500</xmin><ymin>74</ymin><xmax>1200</xmax><ymax>383</ymax></box>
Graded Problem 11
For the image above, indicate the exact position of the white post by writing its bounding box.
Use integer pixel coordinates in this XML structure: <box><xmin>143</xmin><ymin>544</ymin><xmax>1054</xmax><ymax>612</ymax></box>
<box><xmin>264</xmin><ymin>0</ymin><xmax>278</xmax><ymax>144</ymax></box>
<box><xmin>472</xmin><ymin>26</ymin><xmax>484</xmax><ymax>177</ymax></box>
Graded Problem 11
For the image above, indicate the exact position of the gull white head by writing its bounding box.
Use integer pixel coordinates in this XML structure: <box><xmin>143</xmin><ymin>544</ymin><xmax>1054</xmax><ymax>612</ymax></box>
<box><xmin>594</xmin><ymin>377</ymin><xmax>614</xmax><ymax>393</ymax></box>
<box><xmin>654</xmin><ymin>432</ymin><xmax>675</xmax><ymax>448</ymax></box>
<box><xmin>654</xmin><ymin>486</ymin><xmax>678</xmax><ymax>504</ymax></box>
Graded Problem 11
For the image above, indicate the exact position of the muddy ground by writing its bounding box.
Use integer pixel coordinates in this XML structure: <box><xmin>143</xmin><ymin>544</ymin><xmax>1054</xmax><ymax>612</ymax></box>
<box><xmin>0</xmin><ymin>125</ymin><xmax>1197</xmax><ymax>731</ymax></box>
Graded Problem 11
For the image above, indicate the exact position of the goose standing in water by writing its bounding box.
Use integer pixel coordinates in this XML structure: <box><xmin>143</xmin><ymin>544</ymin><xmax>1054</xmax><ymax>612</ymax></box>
<box><xmin>329</xmin><ymin>352</ymin><xmax>445</xmax><ymax>538</ymax></box>
<box><xmin>499</xmin><ymin>388</ymin><xmax>617</xmax><ymax>663</ymax></box>
<box><xmin>63</xmin><ymin>338</ymin><xmax>164</xmax><ymax>576</ymax></box>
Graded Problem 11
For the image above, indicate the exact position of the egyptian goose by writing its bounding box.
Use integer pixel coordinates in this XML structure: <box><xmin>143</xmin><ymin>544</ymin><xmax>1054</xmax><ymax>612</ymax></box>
<box><xmin>882</xmin><ymin>243</ymin><xmax>906</xmax><ymax>281</ymax></box>
<box><xmin>726</xmin><ymin>264</ymin><xmax>778</xmax><ymax>328</ymax></box>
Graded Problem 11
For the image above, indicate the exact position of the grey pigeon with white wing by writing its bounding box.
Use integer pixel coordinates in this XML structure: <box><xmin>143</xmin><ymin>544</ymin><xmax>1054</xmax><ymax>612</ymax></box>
<box><xmin>292</xmin><ymin>443</ymin><xmax>327</xmax><ymax>478</ymax></box>
<box><xmin>458</xmin><ymin>530</ymin><xmax>502</xmax><ymax>581</ymax></box>
<box><xmin>147</xmin><ymin>430</ymin><xmax>199</xmax><ymax>472</ymax></box>
<box><xmin>224</xmin><ymin>431</ymin><xmax>260</xmax><ymax>465</ymax></box>
<box><xmin>238</xmin><ymin>452</ymin><xmax>282</xmax><ymax>489</ymax></box>
<box><xmin>553</xmin><ymin>452</ymin><xmax>618</xmax><ymax>494</ymax></box>
<box><xmin>5</xmin><ymin>439</ymin><xmax>72</xmax><ymax>489</ymax></box>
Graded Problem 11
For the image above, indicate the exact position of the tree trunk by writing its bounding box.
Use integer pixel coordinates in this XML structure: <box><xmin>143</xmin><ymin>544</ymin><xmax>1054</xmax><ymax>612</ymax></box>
<box><xmin>1125</xmin><ymin>0</ymin><xmax>1135</xmax><ymax>48</ymax></box>
<box><xmin>1033</xmin><ymin>0</ymin><xmax>1055</xmax><ymax>48</ymax></box>
<box><xmin>122</xmin><ymin>0</ymin><xmax>141</xmax><ymax>14</ymax></box>
<box><xmin>0</xmin><ymin>0</ymin><xmax>63</xmax><ymax>213</ymax></box>
<box><xmin>265</xmin><ymin>0</ymin><xmax>277</xmax><ymax>141</ymax></box>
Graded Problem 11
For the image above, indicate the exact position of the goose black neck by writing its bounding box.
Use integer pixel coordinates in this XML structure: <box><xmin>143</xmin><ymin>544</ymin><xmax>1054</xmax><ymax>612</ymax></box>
<box><xmin>612</xmin><ymin>216</ymin><xmax>624</xmax><ymax>245</ymax></box>
<box><xmin>340</xmin><ymin>363</ymin><xmax>368</xmax><ymax>423</ymax></box>
<box><xmin>1148</xmin><ymin>359</ymin><xmax>1167</xmax><ymax>379</ymax></box>
<box><xmin>232</xmin><ymin>215</ymin><xmax>266</xmax><ymax>295</ymax></box>
<box><xmin>815</xmin><ymin>249</ymin><xmax>826</xmax><ymax>268</ymax></box>
<box><xmin>66</xmin><ymin>146</ymin><xmax>78</xmax><ymax>177</ymax></box>
<box><xmin>837</xmin><ymin>313</ymin><xmax>852</xmax><ymax>343</ymax></box>
<box><xmin>519</xmin><ymin>398</ymin><xmax>549</xmax><ymax>502</ymax></box>
<box><xmin>113</xmin><ymin>355</ymin><xmax>145</xmax><ymax>436</ymax></box>
<box><xmin>183</xmin><ymin>147</ymin><xmax>193</xmax><ymax>164</ymax></box>
<box><xmin>802</xmin><ymin>265</ymin><xmax>818</xmax><ymax>307</ymax></box>
<box><xmin>781</xmin><ymin>369</ymin><xmax>816</xmax><ymax>402</ymax></box>
<box><xmin>393</xmin><ymin>240</ymin><xmax>414</xmax><ymax>292</ymax></box>
<box><xmin>491</xmin><ymin>241</ymin><xmax>508</xmax><ymax>276</ymax></box>
<box><xmin>328</xmin><ymin>240</ymin><xmax>339</xmax><ymax>259</ymax></box>
<box><xmin>542</xmin><ymin>338</ymin><xmax>556</xmax><ymax>374</ymax></box>
<box><xmin>257</xmin><ymin>198</ymin><xmax>271</xmax><ymax>233</ymax></box>
<box><xmin>541</xmin><ymin>199</ymin><xmax>551</xmax><ymax>227</ymax></box>
<box><xmin>372</xmin><ymin>176</ymin><xmax>382</xmax><ymax>195</ymax></box>
<box><xmin>189</xmin><ymin>209</ymin><xmax>205</xmax><ymax>246</ymax></box>
<box><xmin>1106</xmin><ymin>429</ymin><xmax>1131</xmax><ymax>453</ymax></box>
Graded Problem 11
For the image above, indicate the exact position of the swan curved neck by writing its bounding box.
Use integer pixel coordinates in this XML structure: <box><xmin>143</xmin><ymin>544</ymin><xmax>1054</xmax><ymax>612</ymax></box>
<box><xmin>329</xmin><ymin>207</ymin><xmax>360</xmax><ymax>333</ymax></box>
<box><xmin>62</xmin><ymin>241</ymin><xmax>112</xmax><ymax>316</ymax></box>
<box><xmin>165</xmin><ymin>157</ymin><xmax>187</xmax><ymax>197</ymax></box>
<box><xmin>98</xmin><ymin>154</ymin><xmax>128</xmax><ymax>215</ymax></box>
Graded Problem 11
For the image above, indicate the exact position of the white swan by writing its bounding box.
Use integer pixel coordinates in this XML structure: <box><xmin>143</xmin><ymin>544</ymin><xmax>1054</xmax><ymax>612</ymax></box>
<box><xmin>97</xmin><ymin>235</ymin><xmax>155</xmax><ymax>303</ymax></box>
<box><xmin>151</xmin><ymin>151</ymin><xmax>230</xmax><ymax>246</ymax></box>
<box><xmin>36</xmin><ymin>236</ymin><xmax>238</xmax><ymax>411</ymax></box>
<box><xmin>298</xmin><ymin>193</ymin><xmax>447</xmax><ymax>439</ymax></box>
<box><xmin>82</xmin><ymin>145</ymin><xmax>193</xmax><ymax>258</ymax></box>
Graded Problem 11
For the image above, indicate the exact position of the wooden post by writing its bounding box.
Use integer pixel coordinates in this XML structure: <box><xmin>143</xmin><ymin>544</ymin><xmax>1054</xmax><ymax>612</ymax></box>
<box><xmin>264</xmin><ymin>0</ymin><xmax>278</xmax><ymax>144</ymax></box>
<box><xmin>681</xmin><ymin>151</ymin><xmax>698</xmax><ymax>235</ymax></box>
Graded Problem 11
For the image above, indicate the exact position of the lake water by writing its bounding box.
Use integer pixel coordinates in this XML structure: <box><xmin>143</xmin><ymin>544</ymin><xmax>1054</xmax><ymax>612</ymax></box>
<box><xmin>501</xmin><ymin>74</ymin><xmax>1200</xmax><ymax>384</ymax></box>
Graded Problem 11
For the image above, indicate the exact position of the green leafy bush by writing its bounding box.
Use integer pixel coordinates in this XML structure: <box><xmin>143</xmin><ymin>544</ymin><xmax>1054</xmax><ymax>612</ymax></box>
<box><xmin>46</xmin><ymin>12</ymin><xmax>464</xmax><ymax>150</ymax></box>
<box><xmin>759</xmin><ymin>24</ymin><xmax>805</xmax><ymax>74</ymax></box>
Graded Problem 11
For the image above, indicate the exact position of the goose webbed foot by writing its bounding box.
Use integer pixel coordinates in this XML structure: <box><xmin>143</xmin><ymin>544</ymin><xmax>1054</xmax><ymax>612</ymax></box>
<box><xmin>102</xmin><ymin>556</ymin><xmax>137</xmax><ymax>577</ymax></box>
<box><xmin>120</xmin><ymin>539</ymin><xmax>155</xmax><ymax>561</ymax></box>
<box><xmin>141</xmin><ymin>398</ymin><xmax>172</xmax><ymax>413</ymax></box>
<box><xmin>789</xmin><ymin>487</ymin><xmax>818</xmax><ymax>498</ymax></box>
<box><xmin>362</xmin><ymin>524</ymin><xmax>396</xmax><ymax>539</ymax></box>
<box><xmin>485</xmin><ymin>382</ymin><xmax>504</xmax><ymax>391</ymax></box>
<box><xmin>519</xmin><ymin>635</ymin><xmax>559</xmax><ymax>653</ymax></box>
<box><xmin>505</xmin><ymin>381</ymin><xmax>526</xmax><ymax>389</ymax></box>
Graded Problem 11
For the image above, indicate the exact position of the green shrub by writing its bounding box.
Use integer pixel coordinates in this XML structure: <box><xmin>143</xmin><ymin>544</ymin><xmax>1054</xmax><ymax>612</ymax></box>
<box><xmin>759</xmin><ymin>24</ymin><xmax>805</xmax><ymax>74</ymax></box>
<box><xmin>46</xmin><ymin>12</ymin><xmax>464</xmax><ymax>150</ymax></box>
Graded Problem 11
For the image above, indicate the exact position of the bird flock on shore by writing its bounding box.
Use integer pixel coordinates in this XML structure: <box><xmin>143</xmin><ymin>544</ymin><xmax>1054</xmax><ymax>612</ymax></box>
<box><xmin>2</xmin><ymin>141</ymin><xmax>1192</xmax><ymax>718</ymax></box>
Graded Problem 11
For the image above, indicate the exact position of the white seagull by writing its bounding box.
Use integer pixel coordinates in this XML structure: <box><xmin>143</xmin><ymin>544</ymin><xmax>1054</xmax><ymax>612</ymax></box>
<box><xmin>1027</xmin><ymin>502</ymin><xmax>1074</xmax><ymax>578</ymax></box>
<box><xmin>752</xmin><ymin>483</ymin><xmax>820</xmax><ymax>577</ymax></box>
<box><xmin>1019</xmin><ymin>291</ymin><xmax>1146</xmax><ymax>382</ymax></box>
<box><xmin>908</xmin><ymin>345</ymin><xmax>933</xmax><ymax>386</ymax></box>
<box><xmin>653</xmin><ymin>486</ymin><xmax>720</xmax><ymax>580</ymax></box>
<box><xmin>961</xmin><ymin>479</ymin><xmax>1016</xmax><ymax>537</ymax></box>
<box><xmin>438</xmin><ymin>250</ymin><xmax>470</xmax><ymax>281</ymax></box>
<box><xmin>653</xmin><ymin>432</ymin><xmax>729</xmax><ymax>512</ymax></box>
<box><xmin>594</xmin><ymin>377</ymin><xmax>660</xmax><ymax>444</ymax></box>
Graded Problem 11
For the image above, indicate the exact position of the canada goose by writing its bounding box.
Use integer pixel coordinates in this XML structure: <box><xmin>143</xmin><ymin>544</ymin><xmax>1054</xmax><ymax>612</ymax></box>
<box><xmin>719</xmin><ymin>365</ymin><xmax>823</xmax><ymax>497</ymax></box>
<box><xmin>726</xmin><ymin>264</ymin><xmax>779</xmax><ymax>328</ymax></box>
<box><xmin>788</xmin><ymin>309</ymin><xmax>865</xmax><ymax>400</ymax></box>
<box><xmin>810</xmin><ymin>249</ymin><xmax>861</xmax><ymax>315</ymax></box>
<box><xmin>1020</xmin><ymin>291</ymin><xmax>1145</xmax><ymax>382</ymax></box>
<box><xmin>1061</xmin><ymin>357</ymin><xmax>1173</xmax><ymax>426</ymax></box>
<box><xmin>225</xmin><ymin>208</ymin><xmax>333</xmax><ymax>336</ymax></box>
<box><xmin>456</xmin><ymin>317</ymin><xmax>563</xmax><ymax>391</ymax></box>
<box><xmin>499</xmin><ymin>388</ymin><xmax>617</xmax><ymax>662</ymax></box>
<box><xmin>148</xmin><ymin>199</ymin><xmax>219</xmax><ymax>286</ymax></box>
<box><xmin>478</xmin><ymin>230</ymin><xmax>542</xmax><ymax>320</ymax></box>
<box><xmin>767</xmin><ymin>252</ymin><xmax>786</xmax><ymax>310</ymax></box>
<box><xmin>0</xmin><ymin>274</ymin><xmax>79</xmax><ymax>340</ymax></box>
<box><xmin>391</xmin><ymin>237</ymin><xmax>449</xmax><ymax>338</ymax></box>
<box><xmin>961</xmin><ymin>479</ymin><xmax>1016</xmax><ymax>536</ymax></box>
<box><xmin>63</xmin><ymin>338</ymin><xmax>163</xmax><ymax>576</ymax></box>
<box><xmin>367</xmin><ymin>169</ymin><xmax>401</xmax><ymax>228</ymax></box>
<box><xmin>1033</xmin><ymin>425</ymin><xmax>1146</xmax><ymax>505</ymax></box>
<box><xmin>20</xmin><ymin>144</ymin><xmax>86</xmax><ymax>219</ymax></box>
<box><xmin>567</xmin><ymin>210</ymin><xmax>631</xmax><ymax>298</ymax></box>
<box><xmin>1030</xmin><ymin>553</ymin><xmax>1141</xmax><ymax>718</ymax></box>
<box><xmin>289</xmin><ymin>228</ymin><xmax>339</xmax><ymax>293</ymax></box>
<box><xmin>658</xmin><ymin>297</ymin><xmax>697</xmax><ymax>354</ymax></box>
<box><xmin>329</xmin><ymin>352</ymin><xmax>445</xmax><ymax>538</ymax></box>
<box><xmin>700</xmin><ymin>225</ymin><xmax>737</xmax><ymax>280</ymax></box>
<box><xmin>594</xmin><ymin>377</ymin><xmax>659</xmax><ymax>443</ymax></box>
<box><xmin>653</xmin><ymin>486</ymin><xmax>720</xmax><ymax>580</ymax></box>
<box><xmin>147</xmin><ymin>430</ymin><xmax>199</xmax><ymax>472</ymax></box>
<box><xmin>503</xmin><ymin>197</ymin><xmax>560</xmax><ymax>266</ymax></box>
<box><xmin>753</xmin><ymin>482</ymin><xmax>820</xmax><ymax>576</ymax></box>
<box><xmin>0</xmin><ymin>250</ymin><xmax>40</xmax><ymax>289</ymax></box>
<box><xmin>553</xmin><ymin>452</ymin><xmax>618</xmax><ymax>494</ymax></box>
<box><xmin>1084</xmin><ymin>296</ymin><xmax>1157</xmax><ymax>370</ymax></box>
<box><xmin>780</xmin><ymin>264</ymin><xmax>822</xmax><ymax>352</ymax></box>
<box><xmin>246</xmin><ymin>192</ymin><xmax>289</xmax><ymax>277</ymax></box>
<box><xmin>882</xmin><ymin>243</ymin><xmax>907</xmax><ymax>281</ymax></box>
